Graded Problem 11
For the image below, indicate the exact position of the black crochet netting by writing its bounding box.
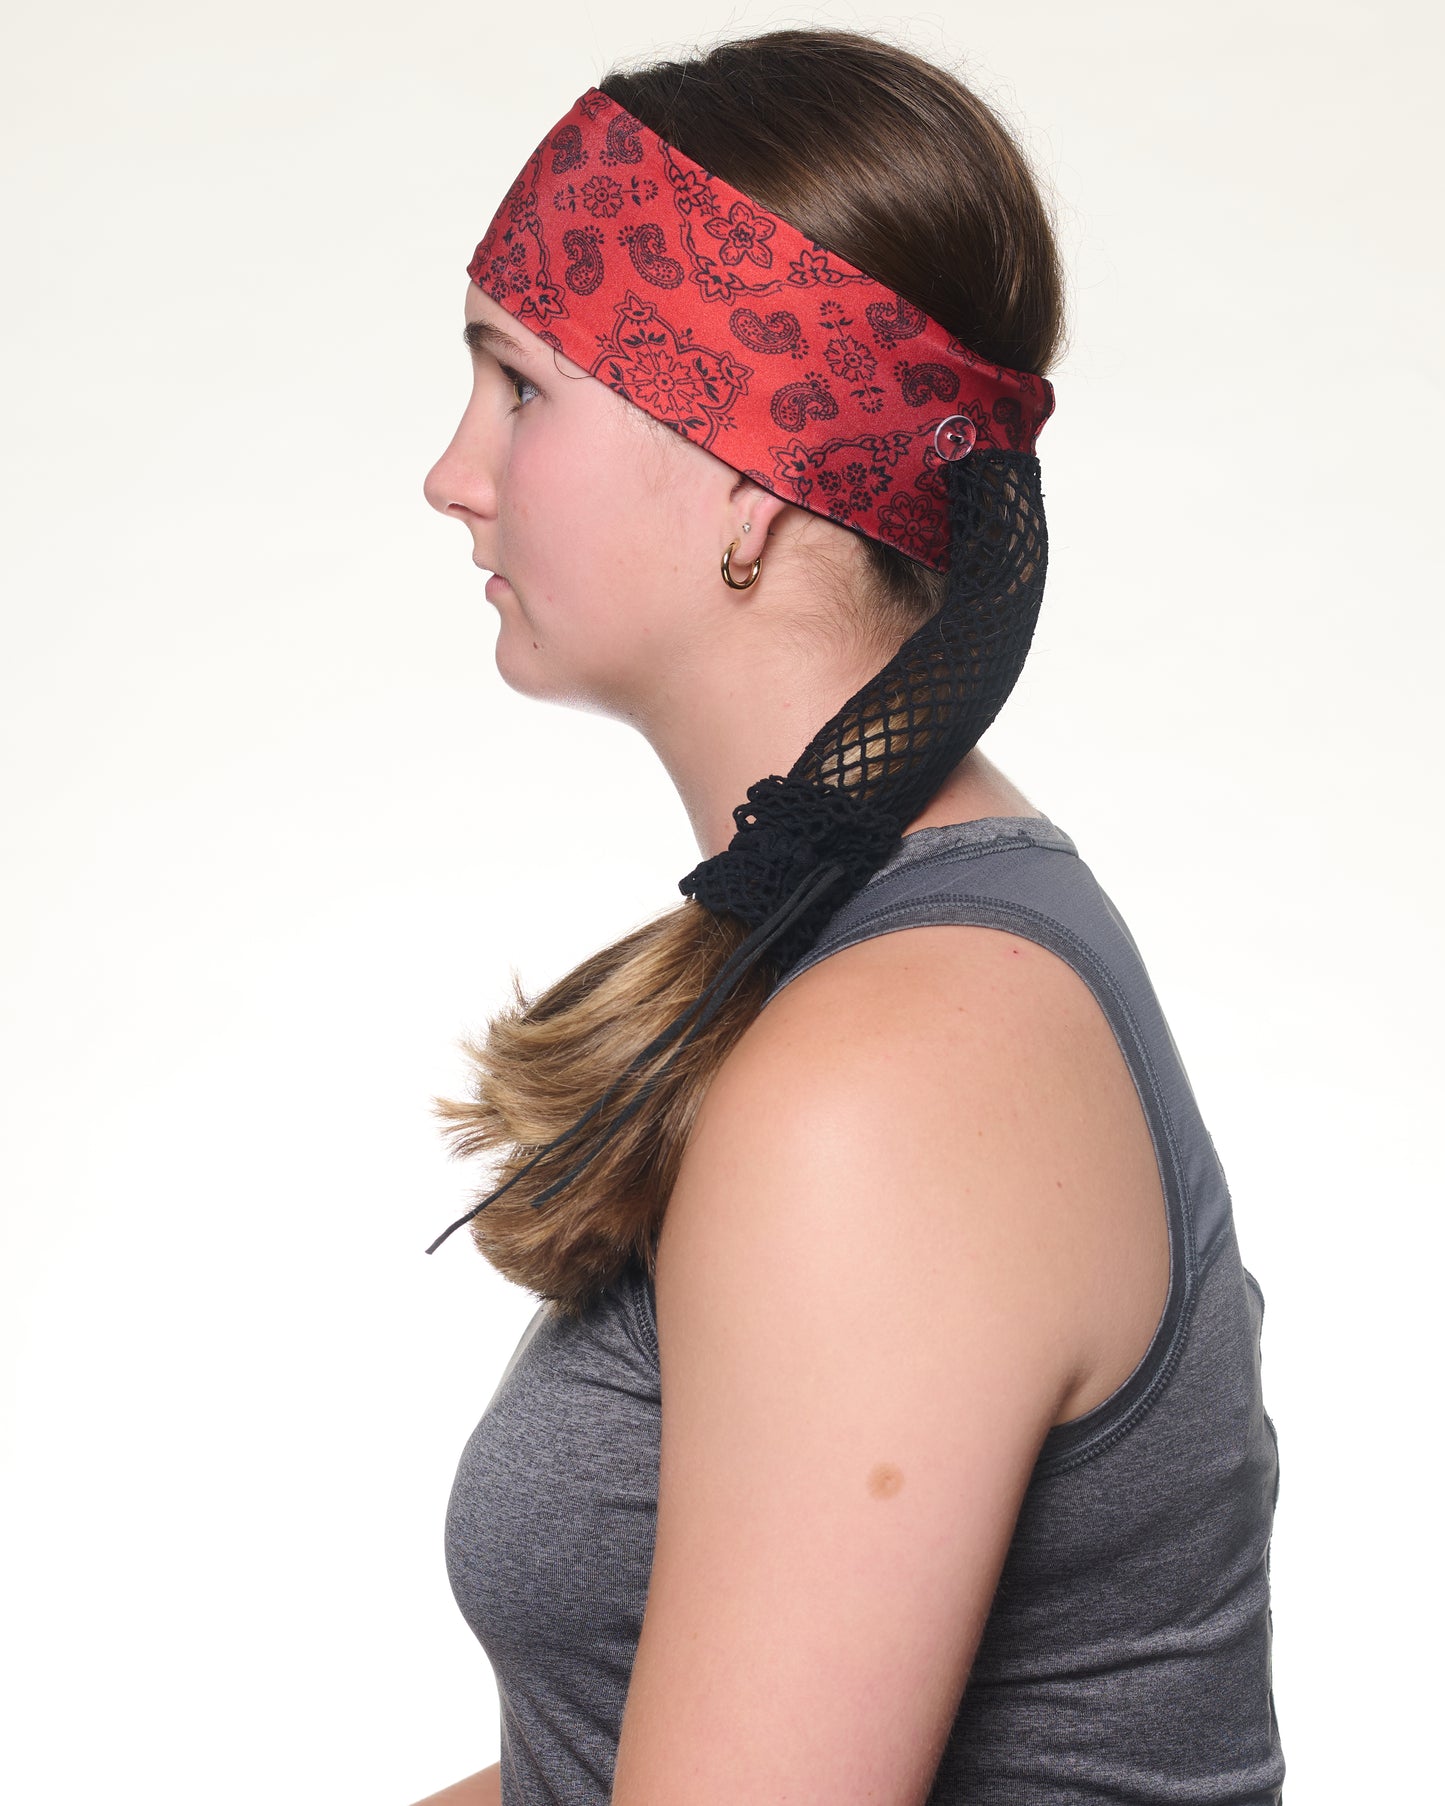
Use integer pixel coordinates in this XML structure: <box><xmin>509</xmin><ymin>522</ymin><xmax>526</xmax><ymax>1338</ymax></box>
<box><xmin>680</xmin><ymin>449</ymin><xmax>1049</xmax><ymax>974</ymax></box>
<box><xmin>424</xmin><ymin>449</ymin><xmax>1047</xmax><ymax>1248</ymax></box>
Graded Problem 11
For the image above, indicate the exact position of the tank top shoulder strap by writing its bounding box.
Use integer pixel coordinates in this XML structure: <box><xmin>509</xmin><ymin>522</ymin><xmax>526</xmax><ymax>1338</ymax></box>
<box><xmin>760</xmin><ymin>813</ymin><xmax>1237</xmax><ymax>1474</ymax></box>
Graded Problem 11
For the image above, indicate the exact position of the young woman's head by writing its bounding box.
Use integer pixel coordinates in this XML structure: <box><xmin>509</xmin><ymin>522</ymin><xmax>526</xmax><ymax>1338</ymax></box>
<box><xmin>426</xmin><ymin>27</ymin><xmax>1065</xmax><ymax>729</ymax></box>
<box><xmin>429</xmin><ymin>26</ymin><xmax>1067</xmax><ymax>1313</ymax></box>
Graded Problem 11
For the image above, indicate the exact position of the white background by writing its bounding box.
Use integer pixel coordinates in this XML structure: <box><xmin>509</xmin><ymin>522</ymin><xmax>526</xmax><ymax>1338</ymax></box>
<box><xmin>2</xmin><ymin>2</ymin><xmax>1439</xmax><ymax>1799</ymax></box>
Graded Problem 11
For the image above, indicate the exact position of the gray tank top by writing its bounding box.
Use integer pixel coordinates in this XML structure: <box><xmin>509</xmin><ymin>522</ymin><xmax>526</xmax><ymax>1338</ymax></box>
<box><xmin>444</xmin><ymin>814</ymin><xmax>1285</xmax><ymax>1804</ymax></box>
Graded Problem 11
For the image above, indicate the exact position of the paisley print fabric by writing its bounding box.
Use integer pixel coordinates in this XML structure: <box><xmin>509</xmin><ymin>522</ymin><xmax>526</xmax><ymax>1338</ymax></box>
<box><xmin>467</xmin><ymin>86</ymin><xmax>1056</xmax><ymax>572</ymax></box>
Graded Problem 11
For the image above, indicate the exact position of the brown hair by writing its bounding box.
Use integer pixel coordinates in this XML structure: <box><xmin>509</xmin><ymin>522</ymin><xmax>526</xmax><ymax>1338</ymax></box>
<box><xmin>435</xmin><ymin>25</ymin><xmax>1068</xmax><ymax>1317</ymax></box>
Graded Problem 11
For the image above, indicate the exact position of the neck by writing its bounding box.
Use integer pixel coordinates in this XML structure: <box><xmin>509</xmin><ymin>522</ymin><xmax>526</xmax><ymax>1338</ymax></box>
<box><xmin>636</xmin><ymin>647</ymin><xmax>1040</xmax><ymax>859</ymax></box>
<box><xmin>635</xmin><ymin>635</ymin><xmax>882</xmax><ymax>860</ymax></box>
<box><xmin>617</xmin><ymin>519</ymin><xmax>1043</xmax><ymax>856</ymax></box>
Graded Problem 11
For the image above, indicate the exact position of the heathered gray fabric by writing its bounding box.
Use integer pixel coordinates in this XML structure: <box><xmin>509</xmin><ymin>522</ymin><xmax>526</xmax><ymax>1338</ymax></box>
<box><xmin>444</xmin><ymin>815</ymin><xmax>1285</xmax><ymax>1804</ymax></box>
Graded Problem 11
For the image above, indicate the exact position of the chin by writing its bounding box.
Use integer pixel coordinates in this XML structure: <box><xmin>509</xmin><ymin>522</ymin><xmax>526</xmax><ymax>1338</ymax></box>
<box><xmin>492</xmin><ymin>627</ymin><xmax>631</xmax><ymax>721</ymax></box>
<box><xmin>492</xmin><ymin>629</ymin><xmax>555</xmax><ymax>703</ymax></box>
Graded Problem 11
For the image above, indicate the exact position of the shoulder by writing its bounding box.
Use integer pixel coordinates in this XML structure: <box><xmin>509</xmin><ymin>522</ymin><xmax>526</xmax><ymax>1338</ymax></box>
<box><xmin>654</xmin><ymin>918</ymin><xmax>1167</xmax><ymax>1413</ymax></box>
<box><xmin>748</xmin><ymin>913</ymin><xmax>1105</xmax><ymax>1082</ymax></box>
<box><xmin>656</xmin><ymin>919</ymin><xmax>1115</xmax><ymax>1384</ymax></box>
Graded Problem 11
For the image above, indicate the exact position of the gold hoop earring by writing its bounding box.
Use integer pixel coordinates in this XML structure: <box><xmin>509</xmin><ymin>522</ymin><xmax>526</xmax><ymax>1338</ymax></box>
<box><xmin>721</xmin><ymin>538</ymin><xmax>763</xmax><ymax>590</ymax></box>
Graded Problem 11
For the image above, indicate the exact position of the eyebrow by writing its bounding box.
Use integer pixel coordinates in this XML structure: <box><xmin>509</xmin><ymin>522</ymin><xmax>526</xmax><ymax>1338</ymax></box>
<box><xmin>463</xmin><ymin>318</ymin><xmax>529</xmax><ymax>362</ymax></box>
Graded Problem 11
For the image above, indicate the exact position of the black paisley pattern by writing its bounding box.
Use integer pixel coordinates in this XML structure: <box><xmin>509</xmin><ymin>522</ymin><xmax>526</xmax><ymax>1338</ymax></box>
<box><xmin>550</xmin><ymin>124</ymin><xmax>585</xmax><ymax>174</ymax></box>
<box><xmin>771</xmin><ymin>375</ymin><xmax>839</xmax><ymax>433</ymax></box>
<box><xmin>729</xmin><ymin>305</ymin><xmax>804</xmax><ymax>356</ymax></box>
<box><xmin>621</xmin><ymin>220</ymin><xmax>685</xmax><ymax>289</ymax></box>
<box><xmin>560</xmin><ymin>227</ymin><xmax>605</xmax><ymax>297</ymax></box>
<box><xmin>864</xmin><ymin>294</ymin><xmax>929</xmax><ymax>347</ymax></box>
<box><xmin>898</xmin><ymin>362</ymin><xmax>962</xmax><ymax>406</ymax></box>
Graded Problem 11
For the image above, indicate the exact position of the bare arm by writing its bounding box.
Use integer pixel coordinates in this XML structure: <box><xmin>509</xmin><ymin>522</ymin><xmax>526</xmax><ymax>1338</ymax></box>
<box><xmin>408</xmin><ymin>1763</ymin><xmax>500</xmax><ymax>1806</ymax></box>
<box><xmin>610</xmin><ymin>927</ymin><xmax>1111</xmax><ymax>1805</ymax></box>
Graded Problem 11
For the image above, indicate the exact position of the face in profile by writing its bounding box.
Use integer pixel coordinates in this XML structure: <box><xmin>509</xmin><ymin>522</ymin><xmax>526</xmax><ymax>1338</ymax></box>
<box><xmin>424</xmin><ymin>282</ymin><xmax>741</xmax><ymax>723</ymax></box>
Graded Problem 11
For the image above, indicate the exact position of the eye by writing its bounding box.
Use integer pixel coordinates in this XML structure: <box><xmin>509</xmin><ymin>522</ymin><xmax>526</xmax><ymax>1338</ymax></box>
<box><xmin>500</xmin><ymin>365</ymin><xmax>539</xmax><ymax>414</ymax></box>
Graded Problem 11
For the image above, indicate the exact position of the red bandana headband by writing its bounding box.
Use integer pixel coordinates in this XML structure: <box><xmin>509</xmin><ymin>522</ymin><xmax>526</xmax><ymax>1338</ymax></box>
<box><xmin>467</xmin><ymin>87</ymin><xmax>1056</xmax><ymax>573</ymax></box>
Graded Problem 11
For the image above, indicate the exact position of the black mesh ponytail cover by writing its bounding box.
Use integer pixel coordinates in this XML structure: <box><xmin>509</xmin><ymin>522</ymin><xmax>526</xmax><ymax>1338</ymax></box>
<box><xmin>680</xmin><ymin>448</ymin><xmax>1048</xmax><ymax>971</ymax></box>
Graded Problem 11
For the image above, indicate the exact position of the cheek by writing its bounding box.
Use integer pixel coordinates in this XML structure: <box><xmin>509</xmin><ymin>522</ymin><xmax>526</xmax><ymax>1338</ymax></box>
<box><xmin>510</xmin><ymin>425</ymin><xmax>658</xmax><ymax>601</ymax></box>
<box><xmin>505</xmin><ymin>425</ymin><xmax>623</xmax><ymax>566</ymax></box>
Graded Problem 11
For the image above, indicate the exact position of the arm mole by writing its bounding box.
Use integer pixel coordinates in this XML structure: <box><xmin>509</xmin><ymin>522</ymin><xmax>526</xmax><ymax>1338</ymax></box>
<box><xmin>867</xmin><ymin>1461</ymin><xmax>905</xmax><ymax>1499</ymax></box>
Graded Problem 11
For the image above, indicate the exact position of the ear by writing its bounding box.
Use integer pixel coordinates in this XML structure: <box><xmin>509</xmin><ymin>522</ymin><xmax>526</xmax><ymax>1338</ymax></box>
<box><xmin>729</xmin><ymin>482</ymin><xmax>795</xmax><ymax>545</ymax></box>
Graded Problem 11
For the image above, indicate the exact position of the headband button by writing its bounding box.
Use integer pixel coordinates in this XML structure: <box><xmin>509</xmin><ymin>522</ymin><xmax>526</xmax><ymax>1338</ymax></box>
<box><xmin>933</xmin><ymin>414</ymin><xmax>977</xmax><ymax>462</ymax></box>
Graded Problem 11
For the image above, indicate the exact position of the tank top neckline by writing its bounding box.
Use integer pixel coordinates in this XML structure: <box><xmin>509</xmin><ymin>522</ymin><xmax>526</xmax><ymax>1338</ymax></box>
<box><xmin>860</xmin><ymin>811</ymin><xmax>1078</xmax><ymax>897</ymax></box>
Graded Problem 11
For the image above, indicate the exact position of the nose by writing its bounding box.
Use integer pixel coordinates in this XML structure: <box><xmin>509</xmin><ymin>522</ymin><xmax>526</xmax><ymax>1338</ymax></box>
<box><xmin>423</xmin><ymin>410</ymin><xmax>496</xmax><ymax>523</ymax></box>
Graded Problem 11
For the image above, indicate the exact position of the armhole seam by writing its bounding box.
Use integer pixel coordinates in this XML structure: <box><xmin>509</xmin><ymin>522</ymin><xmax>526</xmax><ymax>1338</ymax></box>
<box><xmin>626</xmin><ymin>1260</ymin><xmax>661</xmax><ymax>1372</ymax></box>
<box><xmin>1037</xmin><ymin>1211</ymin><xmax>1234</xmax><ymax>1480</ymax></box>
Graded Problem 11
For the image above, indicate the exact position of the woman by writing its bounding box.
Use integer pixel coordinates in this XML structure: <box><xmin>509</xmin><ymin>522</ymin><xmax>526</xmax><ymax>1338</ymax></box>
<box><xmin>415</xmin><ymin>27</ymin><xmax>1283</xmax><ymax>1806</ymax></box>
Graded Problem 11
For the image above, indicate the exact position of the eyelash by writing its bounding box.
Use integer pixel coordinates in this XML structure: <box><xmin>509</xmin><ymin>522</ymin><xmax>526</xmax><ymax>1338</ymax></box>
<box><xmin>501</xmin><ymin>366</ymin><xmax>539</xmax><ymax>413</ymax></box>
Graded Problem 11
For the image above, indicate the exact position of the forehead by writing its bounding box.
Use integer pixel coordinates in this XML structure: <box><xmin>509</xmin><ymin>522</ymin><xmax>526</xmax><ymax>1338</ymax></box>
<box><xmin>463</xmin><ymin>282</ymin><xmax>584</xmax><ymax>376</ymax></box>
<box><xmin>464</xmin><ymin>279</ymin><xmax>509</xmax><ymax>328</ymax></box>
